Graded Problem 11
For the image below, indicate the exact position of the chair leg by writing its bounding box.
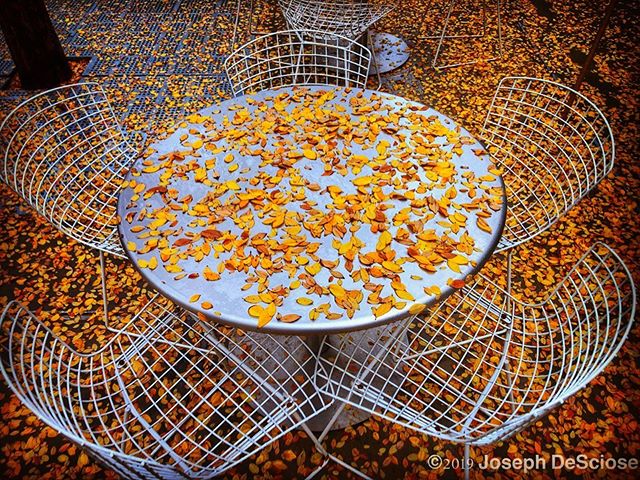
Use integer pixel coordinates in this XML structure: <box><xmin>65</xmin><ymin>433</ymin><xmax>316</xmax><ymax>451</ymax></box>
<box><xmin>464</xmin><ymin>444</ymin><xmax>470</xmax><ymax>480</ymax></box>
<box><xmin>432</xmin><ymin>0</ymin><xmax>456</xmax><ymax>68</ymax></box>
<box><xmin>302</xmin><ymin>337</ymin><xmax>375</xmax><ymax>480</ymax></box>
<box><xmin>301</xmin><ymin>403</ymin><xmax>374</xmax><ymax>480</ymax></box>
<box><xmin>504</xmin><ymin>248</ymin><xmax>516</xmax><ymax>407</ymax></box>
<box><xmin>99</xmin><ymin>250</ymin><xmax>109</xmax><ymax>326</ymax></box>
<box><xmin>367</xmin><ymin>30</ymin><xmax>383</xmax><ymax>90</ymax></box>
<box><xmin>431</xmin><ymin>0</ymin><xmax>503</xmax><ymax>69</ymax></box>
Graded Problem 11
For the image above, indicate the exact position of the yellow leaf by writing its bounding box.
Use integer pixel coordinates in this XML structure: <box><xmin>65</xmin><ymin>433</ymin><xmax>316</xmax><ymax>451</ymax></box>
<box><xmin>373</xmin><ymin>302</ymin><xmax>392</xmax><ymax>317</ymax></box>
<box><xmin>409</xmin><ymin>303</ymin><xmax>426</xmax><ymax>315</ymax></box>
<box><xmin>77</xmin><ymin>452</ymin><xmax>89</xmax><ymax>468</ymax></box>
<box><xmin>376</xmin><ymin>140</ymin><xmax>389</xmax><ymax>155</ymax></box>
<box><xmin>305</xmin><ymin>263</ymin><xmax>321</xmax><ymax>275</ymax></box>
<box><xmin>279</xmin><ymin>314</ymin><xmax>301</xmax><ymax>323</ymax></box>
<box><xmin>395</xmin><ymin>289</ymin><xmax>415</xmax><ymax>301</ymax></box>
<box><xmin>477</xmin><ymin>217</ymin><xmax>492</xmax><ymax>233</ymax></box>
<box><xmin>353</xmin><ymin>176</ymin><xmax>373</xmax><ymax>186</ymax></box>
<box><xmin>329</xmin><ymin>284</ymin><xmax>346</xmax><ymax>297</ymax></box>
<box><xmin>376</xmin><ymin>230</ymin><xmax>392</xmax><ymax>251</ymax></box>
<box><xmin>382</xmin><ymin>260</ymin><xmax>402</xmax><ymax>272</ymax></box>
<box><xmin>303</xmin><ymin>149</ymin><xmax>317</xmax><ymax>160</ymax></box>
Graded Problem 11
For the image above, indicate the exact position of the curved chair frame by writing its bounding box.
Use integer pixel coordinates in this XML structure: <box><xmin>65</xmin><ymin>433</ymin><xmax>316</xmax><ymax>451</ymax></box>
<box><xmin>278</xmin><ymin>0</ymin><xmax>394</xmax><ymax>40</ymax></box>
<box><xmin>0</xmin><ymin>82</ymin><xmax>137</xmax><ymax>257</ymax></box>
<box><xmin>316</xmin><ymin>242</ymin><xmax>635</xmax><ymax>474</ymax></box>
<box><xmin>224</xmin><ymin>29</ymin><xmax>372</xmax><ymax>97</ymax></box>
<box><xmin>485</xmin><ymin>77</ymin><xmax>615</xmax><ymax>252</ymax></box>
<box><xmin>0</xmin><ymin>82</ymin><xmax>139</xmax><ymax>325</ymax></box>
<box><xmin>0</xmin><ymin>295</ymin><xmax>333</xmax><ymax>479</ymax></box>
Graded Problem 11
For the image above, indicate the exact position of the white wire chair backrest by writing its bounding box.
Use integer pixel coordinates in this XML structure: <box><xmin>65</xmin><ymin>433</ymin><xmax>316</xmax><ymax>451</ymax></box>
<box><xmin>482</xmin><ymin>77</ymin><xmax>615</xmax><ymax>252</ymax></box>
<box><xmin>224</xmin><ymin>30</ymin><xmax>372</xmax><ymax>97</ymax></box>
<box><xmin>476</xmin><ymin>242</ymin><xmax>635</xmax><ymax>441</ymax></box>
<box><xmin>0</xmin><ymin>296</ymin><xmax>331</xmax><ymax>479</ymax></box>
<box><xmin>0</xmin><ymin>83</ymin><xmax>137</xmax><ymax>257</ymax></box>
<box><xmin>318</xmin><ymin>242</ymin><xmax>635</xmax><ymax>444</ymax></box>
<box><xmin>278</xmin><ymin>0</ymin><xmax>394</xmax><ymax>39</ymax></box>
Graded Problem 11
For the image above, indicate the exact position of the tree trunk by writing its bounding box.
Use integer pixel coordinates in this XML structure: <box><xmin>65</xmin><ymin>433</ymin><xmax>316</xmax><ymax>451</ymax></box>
<box><xmin>0</xmin><ymin>0</ymin><xmax>71</xmax><ymax>90</ymax></box>
<box><xmin>572</xmin><ymin>0</ymin><xmax>618</xmax><ymax>93</ymax></box>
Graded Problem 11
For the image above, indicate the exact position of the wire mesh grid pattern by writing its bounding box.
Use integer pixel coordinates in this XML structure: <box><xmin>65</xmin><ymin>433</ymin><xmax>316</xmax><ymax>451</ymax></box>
<box><xmin>0</xmin><ymin>295</ymin><xmax>333</xmax><ymax>479</ymax></box>
<box><xmin>277</xmin><ymin>0</ymin><xmax>394</xmax><ymax>40</ymax></box>
<box><xmin>316</xmin><ymin>242</ymin><xmax>636</xmax><ymax>445</ymax></box>
<box><xmin>482</xmin><ymin>77</ymin><xmax>616</xmax><ymax>252</ymax></box>
<box><xmin>0</xmin><ymin>83</ymin><xmax>136</xmax><ymax>257</ymax></box>
<box><xmin>224</xmin><ymin>30</ymin><xmax>372</xmax><ymax>96</ymax></box>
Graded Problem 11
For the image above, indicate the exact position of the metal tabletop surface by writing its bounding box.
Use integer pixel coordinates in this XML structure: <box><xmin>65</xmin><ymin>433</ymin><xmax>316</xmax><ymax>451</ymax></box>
<box><xmin>118</xmin><ymin>86</ymin><xmax>506</xmax><ymax>335</ymax></box>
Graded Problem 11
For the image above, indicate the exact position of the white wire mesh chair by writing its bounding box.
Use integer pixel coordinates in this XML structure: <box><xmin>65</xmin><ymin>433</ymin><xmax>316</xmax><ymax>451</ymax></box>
<box><xmin>0</xmin><ymin>82</ymin><xmax>136</xmax><ymax>256</ymax></box>
<box><xmin>224</xmin><ymin>29</ymin><xmax>372</xmax><ymax>97</ymax></box>
<box><xmin>313</xmin><ymin>76</ymin><xmax>621</xmax><ymax>475</ymax></box>
<box><xmin>277</xmin><ymin>0</ymin><xmax>394</xmax><ymax>40</ymax></box>
<box><xmin>316</xmin><ymin>242</ymin><xmax>636</xmax><ymax>476</ymax></box>
<box><xmin>0</xmin><ymin>82</ymin><xmax>138</xmax><ymax>323</ymax></box>
<box><xmin>425</xmin><ymin>0</ymin><xmax>503</xmax><ymax>69</ymax></box>
<box><xmin>0</xmin><ymin>294</ymin><xmax>333</xmax><ymax>479</ymax></box>
<box><xmin>484</xmin><ymin>77</ymin><xmax>615</xmax><ymax>253</ymax></box>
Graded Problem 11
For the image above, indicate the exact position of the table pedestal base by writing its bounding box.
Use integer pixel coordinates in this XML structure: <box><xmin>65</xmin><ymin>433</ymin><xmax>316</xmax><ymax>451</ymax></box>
<box><xmin>225</xmin><ymin>325</ymin><xmax>407</xmax><ymax>432</ymax></box>
<box><xmin>369</xmin><ymin>32</ymin><xmax>410</xmax><ymax>75</ymax></box>
<box><xmin>304</xmin><ymin>402</ymin><xmax>371</xmax><ymax>432</ymax></box>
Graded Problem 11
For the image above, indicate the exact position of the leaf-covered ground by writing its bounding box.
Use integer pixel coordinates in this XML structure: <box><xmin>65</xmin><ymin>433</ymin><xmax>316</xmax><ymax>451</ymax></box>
<box><xmin>0</xmin><ymin>0</ymin><xmax>638</xmax><ymax>478</ymax></box>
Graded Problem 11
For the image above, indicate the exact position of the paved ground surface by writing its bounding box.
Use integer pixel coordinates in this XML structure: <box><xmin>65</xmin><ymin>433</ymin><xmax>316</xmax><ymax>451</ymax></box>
<box><xmin>0</xmin><ymin>0</ymin><xmax>639</xmax><ymax>478</ymax></box>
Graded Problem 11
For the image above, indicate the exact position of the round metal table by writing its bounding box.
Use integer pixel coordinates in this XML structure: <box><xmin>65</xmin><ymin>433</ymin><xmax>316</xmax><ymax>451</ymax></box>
<box><xmin>118</xmin><ymin>85</ymin><xmax>506</xmax><ymax>430</ymax></box>
<box><xmin>118</xmin><ymin>85</ymin><xmax>505</xmax><ymax>335</ymax></box>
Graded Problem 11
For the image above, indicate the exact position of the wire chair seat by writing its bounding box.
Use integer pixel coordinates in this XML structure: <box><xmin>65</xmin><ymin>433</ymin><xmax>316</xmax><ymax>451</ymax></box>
<box><xmin>224</xmin><ymin>29</ymin><xmax>372</xmax><ymax>97</ymax></box>
<box><xmin>278</xmin><ymin>0</ymin><xmax>394</xmax><ymax>40</ymax></box>
<box><xmin>0</xmin><ymin>295</ymin><xmax>332</xmax><ymax>479</ymax></box>
<box><xmin>0</xmin><ymin>82</ymin><xmax>138</xmax><ymax>257</ymax></box>
<box><xmin>484</xmin><ymin>77</ymin><xmax>615</xmax><ymax>252</ymax></box>
<box><xmin>316</xmin><ymin>242</ymin><xmax>636</xmax><ymax>445</ymax></box>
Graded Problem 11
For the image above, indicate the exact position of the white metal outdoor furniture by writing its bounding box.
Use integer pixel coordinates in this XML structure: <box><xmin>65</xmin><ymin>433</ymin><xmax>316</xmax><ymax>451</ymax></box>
<box><xmin>0</xmin><ymin>82</ymin><xmax>135</xmax><ymax>257</ymax></box>
<box><xmin>0</xmin><ymin>294</ymin><xmax>333</xmax><ymax>479</ymax></box>
<box><xmin>224</xmin><ymin>29</ymin><xmax>372</xmax><ymax>96</ymax></box>
<box><xmin>0</xmin><ymin>82</ymin><xmax>137</xmax><ymax>323</ymax></box>
<box><xmin>1</xmin><ymin>72</ymin><xmax>624</xmax><ymax>479</ymax></box>
<box><xmin>316</xmin><ymin>242</ymin><xmax>636</xmax><ymax>477</ymax></box>
<box><xmin>313</xmin><ymin>77</ymin><xmax>627</xmax><ymax>478</ymax></box>
<box><xmin>277</xmin><ymin>0</ymin><xmax>394</xmax><ymax>40</ymax></box>
<box><xmin>425</xmin><ymin>0</ymin><xmax>503</xmax><ymax>69</ymax></box>
<box><xmin>117</xmin><ymin>85</ymin><xmax>506</xmax><ymax>336</ymax></box>
<box><xmin>116</xmin><ymin>84</ymin><xmax>507</xmax><ymax>477</ymax></box>
<box><xmin>276</xmin><ymin>1</ymin><xmax>409</xmax><ymax>79</ymax></box>
<box><xmin>483</xmin><ymin>77</ymin><xmax>615</xmax><ymax>252</ymax></box>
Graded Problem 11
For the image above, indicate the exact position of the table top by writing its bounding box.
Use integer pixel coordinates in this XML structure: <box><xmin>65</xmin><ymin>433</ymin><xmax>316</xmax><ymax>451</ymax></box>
<box><xmin>118</xmin><ymin>86</ymin><xmax>506</xmax><ymax>335</ymax></box>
